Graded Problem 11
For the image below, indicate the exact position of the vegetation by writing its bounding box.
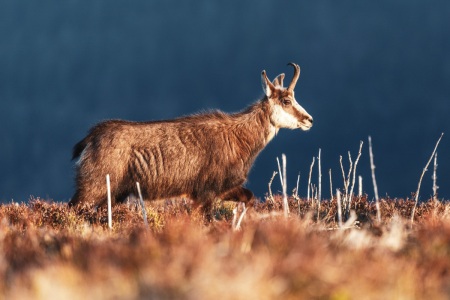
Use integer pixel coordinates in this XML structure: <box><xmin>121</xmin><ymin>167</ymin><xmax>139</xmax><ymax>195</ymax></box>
<box><xmin>0</xmin><ymin>196</ymin><xmax>449</xmax><ymax>299</ymax></box>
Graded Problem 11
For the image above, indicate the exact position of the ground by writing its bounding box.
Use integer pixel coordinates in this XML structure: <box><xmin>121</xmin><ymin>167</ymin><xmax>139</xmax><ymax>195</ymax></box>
<box><xmin>0</xmin><ymin>196</ymin><xmax>449</xmax><ymax>299</ymax></box>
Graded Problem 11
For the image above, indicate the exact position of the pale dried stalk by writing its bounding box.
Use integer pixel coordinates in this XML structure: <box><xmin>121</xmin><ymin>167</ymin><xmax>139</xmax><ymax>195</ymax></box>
<box><xmin>106</xmin><ymin>174</ymin><xmax>112</xmax><ymax>230</ymax></box>
<box><xmin>329</xmin><ymin>169</ymin><xmax>333</xmax><ymax>200</ymax></box>
<box><xmin>317</xmin><ymin>148</ymin><xmax>322</xmax><ymax>205</ymax></box>
<box><xmin>346</xmin><ymin>152</ymin><xmax>353</xmax><ymax>205</ymax></box>
<box><xmin>236</xmin><ymin>203</ymin><xmax>248</xmax><ymax>230</ymax></box>
<box><xmin>311</xmin><ymin>184</ymin><xmax>317</xmax><ymax>202</ymax></box>
<box><xmin>358</xmin><ymin>176</ymin><xmax>362</xmax><ymax>197</ymax></box>
<box><xmin>232</xmin><ymin>207</ymin><xmax>238</xmax><ymax>229</ymax></box>
<box><xmin>307</xmin><ymin>157</ymin><xmax>315</xmax><ymax>203</ymax></box>
<box><xmin>411</xmin><ymin>133</ymin><xmax>444</xmax><ymax>225</ymax></box>
<box><xmin>136</xmin><ymin>182</ymin><xmax>148</xmax><ymax>228</ymax></box>
<box><xmin>277</xmin><ymin>157</ymin><xmax>283</xmax><ymax>189</ymax></box>
<box><xmin>282</xmin><ymin>154</ymin><xmax>289</xmax><ymax>218</ymax></box>
<box><xmin>295</xmin><ymin>173</ymin><xmax>300</xmax><ymax>199</ymax></box>
<box><xmin>336</xmin><ymin>189</ymin><xmax>342</xmax><ymax>228</ymax></box>
<box><xmin>233</xmin><ymin>203</ymin><xmax>248</xmax><ymax>231</ymax></box>
<box><xmin>368</xmin><ymin>136</ymin><xmax>381</xmax><ymax>223</ymax></box>
<box><xmin>348</xmin><ymin>141</ymin><xmax>363</xmax><ymax>210</ymax></box>
<box><xmin>432</xmin><ymin>152</ymin><xmax>438</xmax><ymax>201</ymax></box>
<box><xmin>339</xmin><ymin>155</ymin><xmax>352</xmax><ymax>209</ymax></box>
<box><xmin>339</xmin><ymin>155</ymin><xmax>345</xmax><ymax>189</ymax></box>
<box><xmin>295</xmin><ymin>173</ymin><xmax>301</xmax><ymax>216</ymax></box>
<box><xmin>267</xmin><ymin>171</ymin><xmax>278</xmax><ymax>204</ymax></box>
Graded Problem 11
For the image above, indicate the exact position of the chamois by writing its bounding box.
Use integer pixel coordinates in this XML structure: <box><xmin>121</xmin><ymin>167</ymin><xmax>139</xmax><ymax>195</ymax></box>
<box><xmin>69</xmin><ymin>63</ymin><xmax>313</xmax><ymax>218</ymax></box>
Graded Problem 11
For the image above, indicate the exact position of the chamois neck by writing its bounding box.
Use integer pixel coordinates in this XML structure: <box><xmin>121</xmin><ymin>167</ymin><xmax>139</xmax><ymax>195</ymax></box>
<box><xmin>233</xmin><ymin>100</ymin><xmax>277</xmax><ymax>147</ymax></box>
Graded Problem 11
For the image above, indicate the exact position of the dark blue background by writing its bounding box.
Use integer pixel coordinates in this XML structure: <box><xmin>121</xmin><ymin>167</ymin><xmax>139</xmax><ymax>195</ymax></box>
<box><xmin>1</xmin><ymin>1</ymin><xmax>449</xmax><ymax>203</ymax></box>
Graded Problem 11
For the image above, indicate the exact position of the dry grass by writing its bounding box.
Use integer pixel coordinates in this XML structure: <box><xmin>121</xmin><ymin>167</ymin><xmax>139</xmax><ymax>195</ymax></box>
<box><xmin>0</xmin><ymin>196</ymin><xmax>449</xmax><ymax>299</ymax></box>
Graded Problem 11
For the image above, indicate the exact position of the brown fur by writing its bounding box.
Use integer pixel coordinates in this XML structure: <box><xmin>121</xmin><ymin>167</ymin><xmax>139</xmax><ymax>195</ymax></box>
<box><xmin>69</xmin><ymin>64</ymin><xmax>313</xmax><ymax>218</ymax></box>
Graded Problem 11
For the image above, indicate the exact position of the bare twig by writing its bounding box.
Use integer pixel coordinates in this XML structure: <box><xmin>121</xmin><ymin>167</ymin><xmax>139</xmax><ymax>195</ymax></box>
<box><xmin>232</xmin><ymin>206</ymin><xmax>238</xmax><ymax>229</ymax></box>
<box><xmin>233</xmin><ymin>203</ymin><xmax>248</xmax><ymax>231</ymax></box>
<box><xmin>432</xmin><ymin>152</ymin><xmax>438</xmax><ymax>201</ymax></box>
<box><xmin>336</xmin><ymin>189</ymin><xmax>342</xmax><ymax>228</ymax></box>
<box><xmin>346</xmin><ymin>152</ymin><xmax>353</xmax><ymax>205</ymax></box>
<box><xmin>307</xmin><ymin>157</ymin><xmax>315</xmax><ymax>203</ymax></box>
<box><xmin>349</xmin><ymin>141</ymin><xmax>363</xmax><ymax>210</ymax></box>
<box><xmin>339</xmin><ymin>155</ymin><xmax>346</xmax><ymax>191</ymax></box>
<box><xmin>317</xmin><ymin>148</ymin><xmax>322</xmax><ymax>206</ymax></box>
<box><xmin>339</xmin><ymin>156</ymin><xmax>346</xmax><ymax>206</ymax></box>
<box><xmin>295</xmin><ymin>173</ymin><xmax>300</xmax><ymax>199</ymax></box>
<box><xmin>311</xmin><ymin>184</ymin><xmax>317</xmax><ymax>202</ymax></box>
<box><xmin>295</xmin><ymin>173</ymin><xmax>301</xmax><ymax>216</ymax></box>
<box><xmin>339</xmin><ymin>155</ymin><xmax>352</xmax><ymax>211</ymax></box>
<box><xmin>411</xmin><ymin>133</ymin><xmax>444</xmax><ymax>225</ymax></box>
<box><xmin>236</xmin><ymin>204</ymin><xmax>248</xmax><ymax>230</ymax></box>
<box><xmin>267</xmin><ymin>171</ymin><xmax>278</xmax><ymax>204</ymax></box>
<box><xmin>281</xmin><ymin>154</ymin><xmax>289</xmax><ymax>218</ymax></box>
<box><xmin>106</xmin><ymin>174</ymin><xmax>112</xmax><ymax>230</ymax></box>
<box><xmin>329</xmin><ymin>169</ymin><xmax>333</xmax><ymax>200</ymax></box>
<box><xmin>136</xmin><ymin>182</ymin><xmax>148</xmax><ymax>228</ymax></box>
<box><xmin>358</xmin><ymin>176</ymin><xmax>362</xmax><ymax>198</ymax></box>
<box><xmin>368</xmin><ymin>136</ymin><xmax>381</xmax><ymax>223</ymax></box>
<box><xmin>276</xmin><ymin>157</ymin><xmax>283</xmax><ymax>189</ymax></box>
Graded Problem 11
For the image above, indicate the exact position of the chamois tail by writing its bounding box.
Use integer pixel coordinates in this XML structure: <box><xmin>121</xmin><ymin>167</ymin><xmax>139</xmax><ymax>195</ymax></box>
<box><xmin>72</xmin><ymin>137</ymin><xmax>89</xmax><ymax>160</ymax></box>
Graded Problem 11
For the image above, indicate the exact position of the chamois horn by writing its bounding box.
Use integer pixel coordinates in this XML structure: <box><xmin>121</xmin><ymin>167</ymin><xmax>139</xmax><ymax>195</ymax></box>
<box><xmin>287</xmin><ymin>62</ymin><xmax>300</xmax><ymax>92</ymax></box>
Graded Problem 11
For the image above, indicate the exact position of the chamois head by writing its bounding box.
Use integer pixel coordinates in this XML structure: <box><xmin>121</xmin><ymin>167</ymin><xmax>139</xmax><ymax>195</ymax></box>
<box><xmin>261</xmin><ymin>62</ymin><xmax>313</xmax><ymax>131</ymax></box>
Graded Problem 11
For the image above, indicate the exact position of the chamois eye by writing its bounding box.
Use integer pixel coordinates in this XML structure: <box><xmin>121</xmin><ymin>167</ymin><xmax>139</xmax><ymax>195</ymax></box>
<box><xmin>282</xmin><ymin>99</ymin><xmax>291</xmax><ymax>106</ymax></box>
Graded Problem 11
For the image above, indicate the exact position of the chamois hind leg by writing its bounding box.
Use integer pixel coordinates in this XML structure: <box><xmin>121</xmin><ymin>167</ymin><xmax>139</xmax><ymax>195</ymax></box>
<box><xmin>219</xmin><ymin>186</ymin><xmax>255</xmax><ymax>206</ymax></box>
<box><xmin>68</xmin><ymin>186</ymin><xmax>106</xmax><ymax>209</ymax></box>
<box><xmin>69</xmin><ymin>174</ymin><xmax>120</xmax><ymax>209</ymax></box>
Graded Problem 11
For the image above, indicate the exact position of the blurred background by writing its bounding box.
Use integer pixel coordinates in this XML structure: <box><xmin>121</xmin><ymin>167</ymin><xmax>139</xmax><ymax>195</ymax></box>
<box><xmin>1</xmin><ymin>1</ymin><xmax>449</xmax><ymax>203</ymax></box>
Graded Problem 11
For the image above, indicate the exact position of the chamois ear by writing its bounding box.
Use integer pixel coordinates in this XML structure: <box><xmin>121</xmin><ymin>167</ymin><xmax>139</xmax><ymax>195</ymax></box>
<box><xmin>272</xmin><ymin>73</ymin><xmax>285</xmax><ymax>87</ymax></box>
<box><xmin>261</xmin><ymin>70</ymin><xmax>275</xmax><ymax>97</ymax></box>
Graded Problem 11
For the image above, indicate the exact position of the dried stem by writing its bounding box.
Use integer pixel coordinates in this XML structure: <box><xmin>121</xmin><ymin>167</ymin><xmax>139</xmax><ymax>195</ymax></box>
<box><xmin>281</xmin><ymin>154</ymin><xmax>289</xmax><ymax>218</ymax></box>
<box><xmin>358</xmin><ymin>176</ymin><xmax>362</xmax><ymax>198</ymax></box>
<box><xmin>432</xmin><ymin>152</ymin><xmax>438</xmax><ymax>202</ymax></box>
<box><xmin>348</xmin><ymin>141</ymin><xmax>363</xmax><ymax>210</ymax></box>
<box><xmin>277</xmin><ymin>157</ymin><xmax>283</xmax><ymax>189</ymax></box>
<box><xmin>339</xmin><ymin>155</ymin><xmax>352</xmax><ymax>211</ymax></box>
<box><xmin>336</xmin><ymin>189</ymin><xmax>342</xmax><ymax>228</ymax></box>
<box><xmin>317</xmin><ymin>148</ymin><xmax>322</xmax><ymax>205</ymax></box>
<box><xmin>267</xmin><ymin>171</ymin><xmax>278</xmax><ymax>204</ymax></box>
<box><xmin>295</xmin><ymin>173</ymin><xmax>301</xmax><ymax>216</ymax></box>
<box><xmin>368</xmin><ymin>136</ymin><xmax>381</xmax><ymax>223</ymax></box>
<box><xmin>329</xmin><ymin>169</ymin><xmax>333</xmax><ymax>200</ymax></box>
<box><xmin>346</xmin><ymin>152</ymin><xmax>353</xmax><ymax>204</ymax></box>
<box><xmin>307</xmin><ymin>157</ymin><xmax>315</xmax><ymax>203</ymax></box>
<box><xmin>411</xmin><ymin>133</ymin><xmax>444</xmax><ymax>225</ymax></box>
<box><xmin>233</xmin><ymin>203</ymin><xmax>248</xmax><ymax>231</ymax></box>
<box><xmin>106</xmin><ymin>174</ymin><xmax>112</xmax><ymax>230</ymax></box>
<box><xmin>136</xmin><ymin>182</ymin><xmax>148</xmax><ymax>228</ymax></box>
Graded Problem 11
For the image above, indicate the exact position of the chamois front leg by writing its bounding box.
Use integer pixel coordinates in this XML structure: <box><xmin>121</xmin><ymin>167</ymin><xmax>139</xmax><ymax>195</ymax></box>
<box><xmin>219</xmin><ymin>186</ymin><xmax>255</xmax><ymax>206</ymax></box>
<box><xmin>190</xmin><ymin>191</ymin><xmax>217</xmax><ymax>223</ymax></box>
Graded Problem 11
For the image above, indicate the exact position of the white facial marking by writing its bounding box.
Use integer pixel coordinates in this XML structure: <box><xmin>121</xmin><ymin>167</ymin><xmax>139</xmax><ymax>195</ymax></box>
<box><xmin>294</xmin><ymin>101</ymin><xmax>313</xmax><ymax>131</ymax></box>
<box><xmin>270</xmin><ymin>97</ymin><xmax>312</xmax><ymax>131</ymax></box>
<box><xmin>271</xmin><ymin>104</ymin><xmax>299</xmax><ymax>129</ymax></box>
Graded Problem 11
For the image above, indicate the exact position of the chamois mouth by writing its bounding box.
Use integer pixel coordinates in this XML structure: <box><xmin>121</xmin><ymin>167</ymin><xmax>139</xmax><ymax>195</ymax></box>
<box><xmin>298</xmin><ymin>123</ymin><xmax>313</xmax><ymax>131</ymax></box>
